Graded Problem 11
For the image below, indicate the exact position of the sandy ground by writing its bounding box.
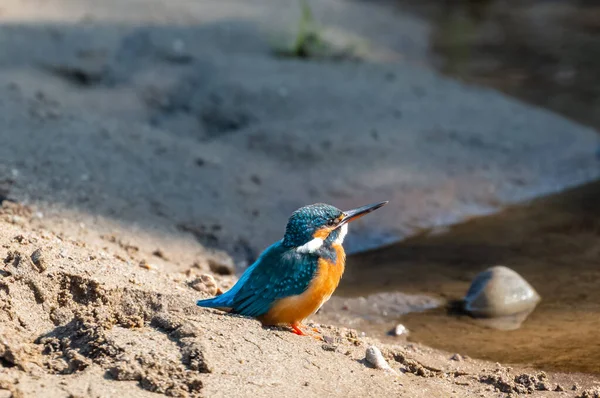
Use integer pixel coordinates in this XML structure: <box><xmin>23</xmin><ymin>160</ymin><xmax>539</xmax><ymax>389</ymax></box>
<box><xmin>1</xmin><ymin>201</ymin><xmax>599</xmax><ymax>398</ymax></box>
<box><xmin>1</xmin><ymin>0</ymin><xmax>600</xmax><ymax>397</ymax></box>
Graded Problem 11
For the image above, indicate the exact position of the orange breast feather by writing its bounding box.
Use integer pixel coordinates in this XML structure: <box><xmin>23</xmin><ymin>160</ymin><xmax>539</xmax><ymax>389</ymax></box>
<box><xmin>260</xmin><ymin>244</ymin><xmax>346</xmax><ymax>326</ymax></box>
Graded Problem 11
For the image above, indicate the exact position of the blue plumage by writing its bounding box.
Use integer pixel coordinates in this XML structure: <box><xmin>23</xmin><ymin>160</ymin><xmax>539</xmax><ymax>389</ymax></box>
<box><xmin>283</xmin><ymin>204</ymin><xmax>342</xmax><ymax>247</ymax></box>
<box><xmin>196</xmin><ymin>201</ymin><xmax>387</xmax><ymax>334</ymax></box>
<box><xmin>196</xmin><ymin>241</ymin><xmax>319</xmax><ymax>317</ymax></box>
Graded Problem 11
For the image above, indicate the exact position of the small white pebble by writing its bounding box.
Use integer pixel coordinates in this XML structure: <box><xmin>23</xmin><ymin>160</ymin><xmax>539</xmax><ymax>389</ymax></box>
<box><xmin>365</xmin><ymin>346</ymin><xmax>398</xmax><ymax>375</ymax></box>
<box><xmin>393</xmin><ymin>324</ymin><xmax>409</xmax><ymax>336</ymax></box>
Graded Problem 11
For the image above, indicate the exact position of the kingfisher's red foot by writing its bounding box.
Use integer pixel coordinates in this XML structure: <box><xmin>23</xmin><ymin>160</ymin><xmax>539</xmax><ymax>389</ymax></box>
<box><xmin>291</xmin><ymin>324</ymin><xmax>307</xmax><ymax>336</ymax></box>
<box><xmin>291</xmin><ymin>324</ymin><xmax>323</xmax><ymax>340</ymax></box>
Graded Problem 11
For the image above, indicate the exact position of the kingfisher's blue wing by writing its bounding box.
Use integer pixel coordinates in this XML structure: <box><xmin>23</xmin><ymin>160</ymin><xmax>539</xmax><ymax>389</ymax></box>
<box><xmin>226</xmin><ymin>242</ymin><xmax>318</xmax><ymax>317</ymax></box>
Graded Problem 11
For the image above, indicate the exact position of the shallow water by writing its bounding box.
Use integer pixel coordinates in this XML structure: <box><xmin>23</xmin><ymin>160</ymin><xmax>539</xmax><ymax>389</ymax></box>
<box><xmin>341</xmin><ymin>181</ymin><xmax>600</xmax><ymax>373</ymax></box>
<box><xmin>329</xmin><ymin>0</ymin><xmax>600</xmax><ymax>374</ymax></box>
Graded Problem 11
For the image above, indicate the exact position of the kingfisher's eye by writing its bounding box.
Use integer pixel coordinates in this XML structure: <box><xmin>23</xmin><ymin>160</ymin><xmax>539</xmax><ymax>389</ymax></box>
<box><xmin>327</xmin><ymin>219</ymin><xmax>336</xmax><ymax>227</ymax></box>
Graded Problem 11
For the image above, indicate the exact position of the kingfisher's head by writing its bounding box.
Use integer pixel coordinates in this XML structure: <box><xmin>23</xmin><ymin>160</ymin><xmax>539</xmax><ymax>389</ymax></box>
<box><xmin>282</xmin><ymin>201</ymin><xmax>388</xmax><ymax>253</ymax></box>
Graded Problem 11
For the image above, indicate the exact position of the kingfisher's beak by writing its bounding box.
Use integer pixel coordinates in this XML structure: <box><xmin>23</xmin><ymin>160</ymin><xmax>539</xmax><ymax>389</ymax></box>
<box><xmin>338</xmin><ymin>201</ymin><xmax>388</xmax><ymax>226</ymax></box>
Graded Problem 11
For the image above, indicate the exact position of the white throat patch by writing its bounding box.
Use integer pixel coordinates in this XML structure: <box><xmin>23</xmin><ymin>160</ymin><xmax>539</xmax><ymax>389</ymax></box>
<box><xmin>296</xmin><ymin>224</ymin><xmax>349</xmax><ymax>254</ymax></box>
<box><xmin>335</xmin><ymin>223</ymin><xmax>348</xmax><ymax>245</ymax></box>
<box><xmin>296</xmin><ymin>237</ymin><xmax>324</xmax><ymax>253</ymax></box>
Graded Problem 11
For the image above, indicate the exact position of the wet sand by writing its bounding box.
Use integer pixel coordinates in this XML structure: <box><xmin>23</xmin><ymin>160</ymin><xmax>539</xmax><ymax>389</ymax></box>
<box><xmin>335</xmin><ymin>181</ymin><xmax>600</xmax><ymax>374</ymax></box>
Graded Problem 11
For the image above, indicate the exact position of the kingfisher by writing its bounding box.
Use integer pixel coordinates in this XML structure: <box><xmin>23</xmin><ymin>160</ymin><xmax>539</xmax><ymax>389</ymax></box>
<box><xmin>196</xmin><ymin>201</ymin><xmax>388</xmax><ymax>336</ymax></box>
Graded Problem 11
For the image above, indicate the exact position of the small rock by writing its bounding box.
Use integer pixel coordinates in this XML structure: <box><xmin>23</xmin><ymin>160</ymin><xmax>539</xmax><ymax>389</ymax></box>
<box><xmin>450</xmin><ymin>353</ymin><xmax>463</xmax><ymax>361</ymax></box>
<box><xmin>392</xmin><ymin>324</ymin><xmax>409</xmax><ymax>337</ymax></box>
<box><xmin>30</xmin><ymin>248</ymin><xmax>47</xmax><ymax>272</ymax></box>
<box><xmin>464</xmin><ymin>265</ymin><xmax>541</xmax><ymax>330</ymax></box>
<box><xmin>321</xmin><ymin>343</ymin><xmax>337</xmax><ymax>352</ymax></box>
<box><xmin>465</xmin><ymin>266</ymin><xmax>540</xmax><ymax>318</ymax></box>
<box><xmin>208</xmin><ymin>253</ymin><xmax>235</xmax><ymax>275</ymax></box>
<box><xmin>365</xmin><ymin>346</ymin><xmax>397</xmax><ymax>374</ymax></box>
<box><xmin>190</xmin><ymin>274</ymin><xmax>218</xmax><ymax>295</ymax></box>
<box><xmin>554</xmin><ymin>384</ymin><xmax>565</xmax><ymax>392</ymax></box>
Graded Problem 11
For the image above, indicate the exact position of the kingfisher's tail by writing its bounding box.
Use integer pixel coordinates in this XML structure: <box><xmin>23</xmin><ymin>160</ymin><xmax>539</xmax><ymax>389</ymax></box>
<box><xmin>196</xmin><ymin>245</ymin><xmax>265</xmax><ymax>312</ymax></box>
<box><xmin>196</xmin><ymin>292</ymin><xmax>234</xmax><ymax>310</ymax></box>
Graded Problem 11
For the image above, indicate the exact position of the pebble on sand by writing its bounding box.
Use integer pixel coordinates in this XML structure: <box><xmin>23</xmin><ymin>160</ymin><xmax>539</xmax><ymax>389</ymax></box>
<box><xmin>365</xmin><ymin>346</ymin><xmax>398</xmax><ymax>375</ymax></box>
<box><xmin>30</xmin><ymin>248</ymin><xmax>47</xmax><ymax>272</ymax></box>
